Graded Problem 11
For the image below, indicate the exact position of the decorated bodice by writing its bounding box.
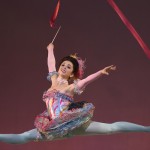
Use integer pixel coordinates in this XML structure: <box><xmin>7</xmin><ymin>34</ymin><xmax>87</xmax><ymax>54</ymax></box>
<box><xmin>43</xmin><ymin>89</ymin><xmax>73</xmax><ymax>119</ymax></box>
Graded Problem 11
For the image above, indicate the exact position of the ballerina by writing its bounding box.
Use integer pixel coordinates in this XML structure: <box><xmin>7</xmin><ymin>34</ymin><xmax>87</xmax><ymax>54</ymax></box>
<box><xmin>0</xmin><ymin>42</ymin><xmax>150</xmax><ymax>144</ymax></box>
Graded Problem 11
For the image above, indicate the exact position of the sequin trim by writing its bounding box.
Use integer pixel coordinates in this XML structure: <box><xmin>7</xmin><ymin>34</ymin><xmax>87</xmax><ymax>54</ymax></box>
<box><xmin>47</xmin><ymin>71</ymin><xmax>58</xmax><ymax>81</ymax></box>
<box><xmin>74</xmin><ymin>80</ymin><xmax>84</xmax><ymax>95</ymax></box>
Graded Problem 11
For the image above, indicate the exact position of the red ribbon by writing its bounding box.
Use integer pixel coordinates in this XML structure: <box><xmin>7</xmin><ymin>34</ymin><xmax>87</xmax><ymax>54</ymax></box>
<box><xmin>50</xmin><ymin>0</ymin><xmax>60</xmax><ymax>28</ymax></box>
<box><xmin>107</xmin><ymin>0</ymin><xmax>150</xmax><ymax>59</ymax></box>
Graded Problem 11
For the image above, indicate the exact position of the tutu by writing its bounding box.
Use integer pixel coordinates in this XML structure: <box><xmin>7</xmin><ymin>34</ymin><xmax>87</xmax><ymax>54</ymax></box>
<box><xmin>34</xmin><ymin>89</ymin><xmax>95</xmax><ymax>140</ymax></box>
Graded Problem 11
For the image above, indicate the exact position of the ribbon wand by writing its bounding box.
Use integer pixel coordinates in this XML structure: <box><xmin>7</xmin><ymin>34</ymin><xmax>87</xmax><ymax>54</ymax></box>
<box><xmin>49</xmin><ymin>0</ymin><xmax>61</xmax><ymax>43</ymax></box>
<box><xmin>51</xmin><ymin>26</ymin><xmax>61</xmax><ymax>44</ymax></box>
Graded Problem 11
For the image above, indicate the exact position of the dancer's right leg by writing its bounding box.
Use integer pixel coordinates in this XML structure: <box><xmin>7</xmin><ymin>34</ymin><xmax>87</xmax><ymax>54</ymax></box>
<box><xmin>0</xmin><ymin>129</ymin><xmax>39</xmax><ymax>144</ymax></box>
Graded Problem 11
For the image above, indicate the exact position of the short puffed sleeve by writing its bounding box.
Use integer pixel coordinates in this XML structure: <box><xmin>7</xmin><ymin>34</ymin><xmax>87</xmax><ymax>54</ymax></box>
<box><xmin>47</xmin><ymin>71</ymin><xmax>58</xmax><ymax>81</ymax></box>
<box><xmin>73</xmin><ymin>80</ymin><xmax>84</xmax><ymax>95</ymax></box>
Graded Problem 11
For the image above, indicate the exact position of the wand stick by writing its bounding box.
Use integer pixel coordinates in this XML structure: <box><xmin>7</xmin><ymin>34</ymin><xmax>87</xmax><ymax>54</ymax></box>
<box><xmin>51</xmin><ymin>26</ymin><xmax>61</xmax><ymax>44</ymax></box>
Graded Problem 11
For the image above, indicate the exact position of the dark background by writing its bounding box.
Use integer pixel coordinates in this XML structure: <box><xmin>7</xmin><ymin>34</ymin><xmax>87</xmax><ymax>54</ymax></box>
<box><xmin>0</xmin><ymin>0</ymin><xmax>150</xmax><ymax>150</ymax></box>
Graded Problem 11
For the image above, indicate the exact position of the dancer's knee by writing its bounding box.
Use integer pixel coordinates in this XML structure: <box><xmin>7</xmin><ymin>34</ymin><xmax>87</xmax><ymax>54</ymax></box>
<box><xmin>110</xmin><ymin>122</ymin><xmax>130</xmax><ymax>133</ymax></box>
<box><xmin>109</xmin><ymin>123</ymin><xmax>121</xmax><ymax>133</ymax></box>
<box><xmin>102</xmin><ymin>123</ymin><xmax>120</xmax><ymax>134</ymax></box>
<box><xmin>85</xmin><ymin>122</ymin><xmax>119</xmax><ymax>135</ymax></box>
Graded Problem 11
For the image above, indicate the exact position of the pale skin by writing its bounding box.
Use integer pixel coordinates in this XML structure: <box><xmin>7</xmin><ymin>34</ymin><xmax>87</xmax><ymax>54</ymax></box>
<box><xmin>0</xmin><ymin>43</ymin><xmax>150</xmax><ymax>144</ymax></box>
<box><xmin>47</xmin><ymin>43</ymin><xmax>116</xmax><ymax>97</ymax></box>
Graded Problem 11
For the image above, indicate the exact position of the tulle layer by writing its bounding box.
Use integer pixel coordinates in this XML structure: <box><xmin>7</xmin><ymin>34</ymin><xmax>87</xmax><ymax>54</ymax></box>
<box><xmin>34</xmin><ymin>103</ymin><xmax>94</xmax><ymax>140</ymax></box>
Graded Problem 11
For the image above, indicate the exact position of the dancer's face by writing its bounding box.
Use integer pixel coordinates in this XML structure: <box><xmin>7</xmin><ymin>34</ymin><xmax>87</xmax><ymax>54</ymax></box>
<box><xmin>58</xmin><ymin>60</ymin><xmax>74</xmax><ymax>79</ymax></box>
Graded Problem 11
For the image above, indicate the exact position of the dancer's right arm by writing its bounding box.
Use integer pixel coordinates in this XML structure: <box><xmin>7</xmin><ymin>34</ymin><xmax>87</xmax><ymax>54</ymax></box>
<box><xmin>47</xmin><ymin>43</ymin><xmax>58</xmax><ymax>85</ymax></box>
<box><xmin>47</xmin><ymin>43</ymin><xmax>56</xmax><ymax>72</ymax></box>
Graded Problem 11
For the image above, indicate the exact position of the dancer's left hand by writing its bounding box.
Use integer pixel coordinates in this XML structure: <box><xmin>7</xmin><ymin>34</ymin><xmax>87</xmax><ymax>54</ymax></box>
<box><xmin>101</xmin><ymin>65</ymin><xmax>116</xmax><ymax>75</ymax></box>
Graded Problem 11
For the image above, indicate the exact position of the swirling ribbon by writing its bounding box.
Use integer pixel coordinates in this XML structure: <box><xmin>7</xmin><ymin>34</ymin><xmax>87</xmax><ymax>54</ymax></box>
<box><xmin>50</xmin><ymin>0</ymin><xmax>60</xmax><ymax>28</ymax></box>
<box><xmin>107</xmin><ymin>0</ymin><xmax>150</xmax><ymax>59</ymax></box>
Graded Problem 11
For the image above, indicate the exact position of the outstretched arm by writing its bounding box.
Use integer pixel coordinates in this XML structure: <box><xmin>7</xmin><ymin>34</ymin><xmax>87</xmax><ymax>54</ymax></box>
<box><xmin>77</xmin><ymin>65</ymin><xmax>116</xmax><ymax>90</ymax></box>
<box><xmin>47</xmin><ymin>43</ymin><xmax>56</xmax><ymax>72</ymax></box>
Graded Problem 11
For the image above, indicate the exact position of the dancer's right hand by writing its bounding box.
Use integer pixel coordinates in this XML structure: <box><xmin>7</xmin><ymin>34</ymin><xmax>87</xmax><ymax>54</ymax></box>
<box><xmin>47</xmin><ymin>43</ymin><xmax>54</xmax><ymax>51</ymax></box>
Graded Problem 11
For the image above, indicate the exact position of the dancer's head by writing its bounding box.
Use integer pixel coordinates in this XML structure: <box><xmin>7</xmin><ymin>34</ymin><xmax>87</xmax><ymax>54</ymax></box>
<box><xmin>58</xmin><ymin>54</ymin><xmax>85</xmax><ymax>80</ymax></box>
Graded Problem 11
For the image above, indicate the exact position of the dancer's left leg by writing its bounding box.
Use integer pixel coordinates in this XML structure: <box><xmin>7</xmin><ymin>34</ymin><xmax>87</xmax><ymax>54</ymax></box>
<box><xmin>72</xmin><ymin>121</ymin><xmax>150</xmax><ymax>136</ymax></box>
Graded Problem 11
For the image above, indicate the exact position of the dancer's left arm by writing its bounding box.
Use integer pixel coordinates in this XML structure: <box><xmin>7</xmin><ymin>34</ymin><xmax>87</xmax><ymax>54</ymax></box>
<box><xmin>77</xmin><ymin>65</ymin><xmax>116</xmax><ymax>90</ymax></box>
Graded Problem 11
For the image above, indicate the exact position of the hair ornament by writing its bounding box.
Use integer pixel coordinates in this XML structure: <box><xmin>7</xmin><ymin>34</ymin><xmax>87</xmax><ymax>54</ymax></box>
<box><xmin>70</xmin><ymin>53</ymin><xmax>86</xmax><ymax>79</ymax></box>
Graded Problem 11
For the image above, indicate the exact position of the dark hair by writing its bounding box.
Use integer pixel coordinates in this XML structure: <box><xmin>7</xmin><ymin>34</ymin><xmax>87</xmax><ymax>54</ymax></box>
<box><xmin>58</xmin><ymin>56</ymin><xmax>79</xmax><ymax>78</ymax></box>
